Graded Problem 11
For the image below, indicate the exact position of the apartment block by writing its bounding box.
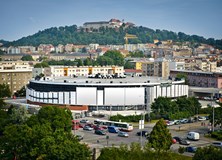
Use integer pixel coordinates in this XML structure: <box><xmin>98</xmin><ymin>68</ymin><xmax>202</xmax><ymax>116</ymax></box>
<box><xmin>43</xmin><ymin>65</ymin><xmax>124</xmax><ymax>77</ymax></box>
<box><xmin>170</xmin><ymin>70</ymin><xmax>222</xmax><ymax>88</ymax></box>
<box><xmin>169</xmin><ymin>61</ymin><xmax>185</xmax><ymax>70</ymax></box>
<box><xmin>0</xmin><ymin>62</ymin><xmax>33</xmax><ymax>94</ymax></box>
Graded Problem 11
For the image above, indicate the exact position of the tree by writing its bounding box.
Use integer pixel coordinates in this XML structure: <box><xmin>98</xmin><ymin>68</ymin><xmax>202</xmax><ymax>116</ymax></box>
<box><xmin>14</xmin><ymin>86</ymin><xmax>26</xmax><ymax>97</ymax></box>
<box><xmin>103</xmin><ymin>50</ymin><xmax>124</xmax><ymax>66</ymax></box>
<box><xmin>0</xmin><ymin>83</ymin><xmax>11</xmax><ymax>98</ymax></box>
<box><xmin>76</xmin><ymin>59</ymin><xmax>83</xmax><ymax>67</ymax></box>
<box><xmin>209</xmin><ymin>106</ymin><xmax>222</xmax><ymax>127</ymax></box>
<box><xmin>98</xmin><ymin>142</ymin><xmax>192</xmax><ymax>160</ymax></box>
<box><xmin>124</xmin><ymin>60</ymin><xmax>134</xmax><ymax>69</ymax></box>
<box><xmin>21</xmin><ymin>55</ymin><xmax>34</xmax><ymax>61</ymax></box>
<box><xmin>0</xmin><ymin>106</ymin><xmax>91</xmax><ymax>160</ymax></box>
<box><xmin>96</xmin><ymin>56</ymin><xmax>114</xmax><ymax>66</ymax></box>
<box><xmin>178</xmin><ymin>146</ymin><xmax>185</xmax><ymax>154</ymax></box>
<box><xmin>0</xmin><ymin>98</ymin><xmax>6</xmax><ymax>109</ymax></box>
<box><xmin>151</xmin><ymin>97</ymin><xmax>173</xmax><ymax>115</ymax></box>
<box><xmin>193</xmin><ymin>146</ymin><xmax>222</xmax><ymax>160</ymax></box>
<box><xmin>34</xmin><ymin>61</ymin><xmax>49</xmax><ymax>68</ymax></box>
<box><xmin>9</xmin><ymin>106</ymin><xmax>29</xmax><ymax>124</ymax></box>
<box><xmin>148</xmin><ymin>119</ymin><xmax>172</xmax><ymax>151</ymax></box>
<box><xmin>27</xmin><ymin>106</ymin><xmax>73</xmax><ymax>132</ymax></box>
<box><xmin>176</xmin><ymin>73</ymin><xmax>189</xmax><ymax>85</ymax></box>
<box><xmin>83</xmin><ymin>58</ymin><xmax>92</xmax><ymax>66</ymax></box>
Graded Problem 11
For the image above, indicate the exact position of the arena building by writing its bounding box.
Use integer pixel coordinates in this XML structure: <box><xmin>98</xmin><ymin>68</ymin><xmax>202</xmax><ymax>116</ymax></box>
<box><xmin>26</xmin><ymin>76</ymin><xmax>188</xmax><ymax>113</ymax></box>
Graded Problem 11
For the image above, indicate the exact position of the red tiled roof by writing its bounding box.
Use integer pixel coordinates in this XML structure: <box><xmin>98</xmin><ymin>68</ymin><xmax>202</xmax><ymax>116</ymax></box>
<box><xmin>125</xmin><ymin>69</ymin><xmax>142</xmax><ymax>73</ymax></box>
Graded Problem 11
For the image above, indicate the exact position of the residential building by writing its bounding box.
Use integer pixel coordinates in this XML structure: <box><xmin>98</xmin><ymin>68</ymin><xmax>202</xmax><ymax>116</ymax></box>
<box><xmin>55</xmin><ymin>44</ymin><xmax>64</xmax><ymax>53</ymax></box>
<box><xmin>170</xmin><ymin>70</ymin><xmax>222</xmax><ymax>88</ymax></box>
<box><xmin>142</xmin><ymin>61</ymin><xmax>155</xmax><ymax>76</ymax></box>
<box><xmin>169</xmin><ymin>61</ymin><xmax>185</xmax><ymax>70</ymax></box>
<box><xmin>0</xmin><ymin>61</ymin><xmax>33</xmax><ymax>94</ymax></box>
<box><xmin>32</xmin><ymin>67</ymin><xmax>51</xmax><ymax>78</ymax></box>
<box><xmin>154</xmin><ymin>58</ymin><xmax>170</xmax><ymax>78</ymax></box>
<box><xmin>142</xmin><ymin>58</ymin><xmax>169</xmax><ymax>78</ymax></box>
<box><xmin>44</xmin><ymin>65</ymin><xmax>124</xmax><ymax>78</ymax></box>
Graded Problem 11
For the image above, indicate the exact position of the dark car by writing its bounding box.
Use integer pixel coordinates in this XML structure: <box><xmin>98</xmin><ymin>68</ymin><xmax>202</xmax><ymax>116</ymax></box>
<box><xmin>95</xmin><ymin>129</ymin><xmax>106</xmax><ymax>135</ymax></box>
<box><xmin>93</xmin><ymin>125</ymin><xmax>103</xmax><ymax>131</ymax></box>
<box><xmin>173</xmin><ymin>136</ymin><xmax>183</xmax><ymax>142</ymax></box>
<box><xmin>185</xmin><ymin>146</ymin><xmax>197</xmax><ymax>153</ymax></box>
<box><xmin>137</xmin><ymin>131</ymin><xmax>149</xmax><ymax>137</ymax></box>
<box><xmin>179</xmin><ymin>139</ymin><xmax>190</xmax><ymax>145</ymax></box>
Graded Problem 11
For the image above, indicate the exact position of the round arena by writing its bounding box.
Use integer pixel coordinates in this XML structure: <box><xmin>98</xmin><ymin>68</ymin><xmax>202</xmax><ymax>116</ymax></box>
<box><xmin>26</xmin><ymin>76</ymin><xmax>188</xmax><ymax>113</ymax></box>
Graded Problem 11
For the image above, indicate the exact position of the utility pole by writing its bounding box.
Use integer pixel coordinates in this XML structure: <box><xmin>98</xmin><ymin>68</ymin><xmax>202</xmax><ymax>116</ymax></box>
<box><xmin>211</xmin><ymin>92</ymin><xmax>215</xmax><ymax>132</ymax></box>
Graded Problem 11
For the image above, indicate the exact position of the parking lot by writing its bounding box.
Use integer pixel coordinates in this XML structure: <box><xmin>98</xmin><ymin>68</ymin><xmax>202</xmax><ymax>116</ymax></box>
<box><xmin>73</xmin><ymin>117</ymin><xmax>214</xmax><ymax>153</ymax></box>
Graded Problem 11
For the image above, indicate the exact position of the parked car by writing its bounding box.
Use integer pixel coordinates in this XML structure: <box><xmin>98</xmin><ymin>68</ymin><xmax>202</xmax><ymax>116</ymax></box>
<box><xmin>95</xmin><ymin>129</ymin><xmax>106</xmax><ymax>135</ymax></box>
<box><xmin>180</xmin><ymin>119</ymin><xmax>189</xmax><ymax>124</ymax></box>
<box><xmin>185</xmin><ymin>146</ymin><xmax>197</xmax><ymax>153</ymax></box>
<box><xmin>137</xmin><ymin>131</ymin><xmax>149</xmax><ymax>137</ymax></box>
<box><xmin>85</xmin><ymin>123</ymin><xmax>95</xmax><ymax>128</ymax></box>
<box><xmin>173</xmin><ymin>136</ymin><xmax>183</xmax><ymax>142</ymax></box>
<box><xmin>211</xmin><ymin>142</ymin><xmax>222</xmax><ymax>148</ymax></box>
<box><xmin>75</xmin><ymin>134</ymin><xmax>84</xmax><ymax>141</ymax></box>
<box><xmin>179</xmin><ymin>139</ymin><xmax>190</xmax><ymax>145</ymax></box>
<box><xmin>83</xmin><ymin>125</ymin><xmax>93</xmax><ymax>131</ymax></box>
<box><xmin>174</xmin><ymin>120</ymin><xmax>181</xmax><ymax>125</ymax></box>
<box><xmin>80</xmin><ymin>119</ymin><xmax>89</xmax><ymax>123</ymax></box>
<box><xmin>172</xmin><ymin>138</ymin><xmax>177</xmax><ymax>144</ymax></box>
<box><xmin>108</xmin><ymin>126</ymin><xmax>119</xmax><ymax>133</ymax></box>
<box><xmin>167</xmin><ymin>121</ymin><xmax>175</xmax><ymax>126</ymax></box>
<box><xmin>118</xmin><ymin>131</ymin><xmax>129</xmax><ymax>137</ymax></box>
<box><xmin>93</xmin><ymin>125</ymin><xmax>103</xmax><ymax>131</ymax></box>
<box><xmin>79</xmin><ymin>123</ymin><xmax>84</xmax><ymax>128</ymax></box>
<box><xmin>198</xmin><ymin>116</ymin><xmax>206</xmax><ymax>121</ymax></box>
<box><xmin>187</xmin><ymin>132</ymin><xmax>200</xmax><ymax>141</ymax></box>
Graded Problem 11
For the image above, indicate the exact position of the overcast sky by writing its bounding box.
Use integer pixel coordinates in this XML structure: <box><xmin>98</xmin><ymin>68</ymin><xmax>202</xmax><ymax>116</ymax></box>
<box><xmin>1</xmin><ymin>0</ymin><xmax>222</xmax><ymax>41</ymax></box>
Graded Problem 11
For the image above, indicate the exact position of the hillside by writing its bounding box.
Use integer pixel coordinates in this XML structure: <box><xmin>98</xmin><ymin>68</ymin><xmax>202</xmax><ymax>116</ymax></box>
<box><xmin>3</xmin><ymin>25</ymin><xmax>222</xmax><ymax>49</ymax></box>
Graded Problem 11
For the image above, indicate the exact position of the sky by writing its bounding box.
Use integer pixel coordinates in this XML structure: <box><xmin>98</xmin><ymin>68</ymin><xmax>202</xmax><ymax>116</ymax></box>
<box><xmin>1</xmin><ymin>0</ymin><xmax>222</xmax><ymax>41</ymax></box>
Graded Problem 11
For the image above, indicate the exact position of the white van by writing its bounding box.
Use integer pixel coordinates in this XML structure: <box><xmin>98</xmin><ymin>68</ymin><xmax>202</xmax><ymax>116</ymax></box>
<box><xmin>187</xmin><ymin>132</ymin><xmax>200</xmax><ymax>141</ymax></box>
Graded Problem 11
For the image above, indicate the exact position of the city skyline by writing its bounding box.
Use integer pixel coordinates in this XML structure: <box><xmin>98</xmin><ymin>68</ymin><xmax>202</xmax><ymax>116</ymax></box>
<box><xmin>1</xmin><ymin>0</ymin><xmax>222</xmax><ymax>41</ymax></box>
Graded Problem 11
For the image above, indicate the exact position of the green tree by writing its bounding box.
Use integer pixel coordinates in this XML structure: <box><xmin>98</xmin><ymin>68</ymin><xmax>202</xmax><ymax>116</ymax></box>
<box><xmin>21</xmin><ymin>55</ymin><xmax>34</xmax><ymax>61</ymax></box>
<box><xmin>148</xmin><ymin>119</ymin><xmax>172</xmax><ymax>151</ymax></box>
<box><xmin>178</xmin><ymin>146</ymin><xmax>185</xmax><ymax>154</ymax></box>
<box><xmin>0</xmin><ymin>98</ymin><xmax>6</xmax><ymax>109</ymax></box>
<box><xmin>83</xmin><ymin>58</ymin><xmax>92</xmax><ymax>66</ymax></box>
<box><xmin>27</xmin><ymin>106</ymin><xmax>73</xmax><ymax>132</ymax></box>
<box><xmin>9</xmin><ymin>106</ymin><xmax>29</xmax><ymax>124</ymax></box>
<box><xmin>76</xmin><ymin>59</ymin><xmax>83</xmax><ymax>67</ymax></box>
<box><xmin>124</xmin><ymin>60</ymin><xmax>134</xmax><ymax>69</ymax></box>
<box><xmin>0</xmin><ymin>83</ymin><xmax>11</xmax><ymax>98</ymax></box>
<box><xmin>103</xmin><ymin>50</ymin><xmax>124</xmax><ymax>66</ymax></box>
<box><xmin>193</xmin><ymin>146</ymin><xmax>222</xmax><ymax>160</ymax></box>
<box><xmin>176</xmin><ymin>73</ymin><xmax>189</xmax><ymax>85</ymax></box>
<box><xmin>0</xmin><ymin>106</ymin><xmax>91</xmax><ymax>160</ymax></box>
<box><xmin>129</xmin><ymin>50</ymin><xmax>144</xmax><ymax>57</ymax></box>
<box><xmin>96</xmin><ymin>56</ymin><xmax>114</xmax><ymax>66</ymax></box>
<box><xmin>14</xmin><ymin>86</ymin><xmax>26</xmax><ymax>97</ymax></box>
<box><xmin>209</xmin><ymin>106</ymin><xmax>222</xmax><ymax>127</ymax></box>
<box><xmin>34</xmin><ymin>61</ymin><xmax>49</xmax><ymax>68</ymax></box>
<box><xmin>151</xmin><ymin>97</ymin><xmax>173</xmax><ymax>115</ymax></box>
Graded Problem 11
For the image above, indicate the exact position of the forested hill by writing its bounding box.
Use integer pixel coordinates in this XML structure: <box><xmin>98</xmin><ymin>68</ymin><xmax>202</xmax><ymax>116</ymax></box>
<box><xmin>0</xmin><ymin>40</ymin><xmax>9</xmax><ymax>45</ymax></box>
<box><xmin>4</xmin><ymin>25</ymin><xmax>222</xmax><ymax>49</ymax></box>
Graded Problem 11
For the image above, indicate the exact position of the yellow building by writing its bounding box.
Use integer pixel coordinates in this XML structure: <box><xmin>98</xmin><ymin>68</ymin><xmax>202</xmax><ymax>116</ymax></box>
<box><xmin>49</xmin><ymin>65</ymin><xmax>124</xmax><ymax>77</ymax></box>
